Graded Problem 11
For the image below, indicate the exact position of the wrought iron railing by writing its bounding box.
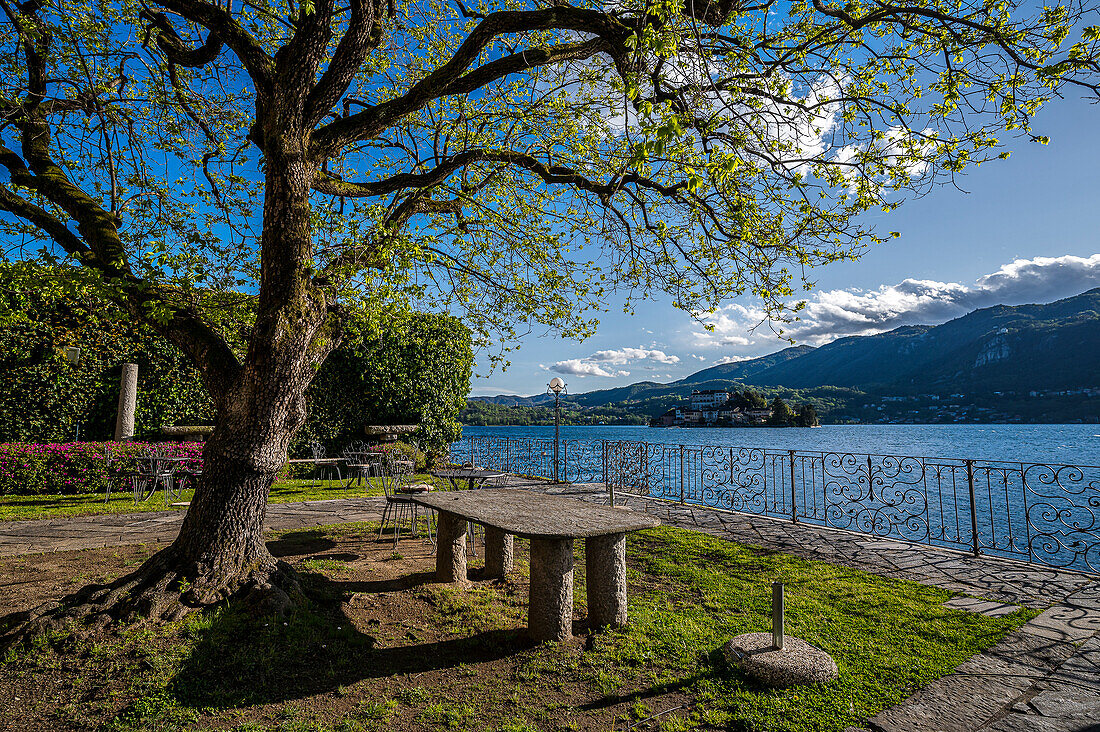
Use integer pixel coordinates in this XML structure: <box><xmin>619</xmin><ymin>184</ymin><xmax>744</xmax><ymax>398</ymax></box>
<box><xmin>448</xmin><ymin>436</ymin><xmax>1100</xmax><ymax>575</ymax></box>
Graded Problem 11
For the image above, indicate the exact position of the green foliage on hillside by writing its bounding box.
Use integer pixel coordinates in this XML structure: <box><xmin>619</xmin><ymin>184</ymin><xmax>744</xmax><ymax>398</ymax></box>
<box><xmin>0</xmin><ymin>263</ymin><xmax>472</xmax><ymax>454</ymax></box>
<box><xmin>768</xmin><ymin>396</ymin><xmax>797</xmax><ymax>426</ymax></box>
<box><xmin>461</xmin><ymin>400</ymin><xmax>647</xmax><ymax>426</ymax></box>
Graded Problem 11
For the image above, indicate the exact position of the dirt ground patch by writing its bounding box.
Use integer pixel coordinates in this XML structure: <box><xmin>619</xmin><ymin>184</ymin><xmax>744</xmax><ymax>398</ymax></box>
<box><xmin>0</xmin><ymin>525</ymin><xmax>680</xmax><ymax>732</ymax></box>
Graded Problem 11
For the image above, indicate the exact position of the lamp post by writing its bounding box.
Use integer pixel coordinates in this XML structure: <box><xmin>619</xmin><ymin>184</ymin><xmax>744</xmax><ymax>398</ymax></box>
<box><xmin>547</xmin><ymin>377</ymin><xmax>567</xmax><ymax>482</ymax></box>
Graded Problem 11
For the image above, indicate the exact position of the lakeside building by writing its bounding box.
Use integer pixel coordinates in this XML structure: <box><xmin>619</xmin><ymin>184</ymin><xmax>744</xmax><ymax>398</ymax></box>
<box><xmin>655</xmin><ymin>401</ymin><xmax>774</xmax><ymax>427</ymax></box>
<box><xmin>690</xmin><ymin>389</ymin><xmax>731</xmax><ymax>410</ymax></box>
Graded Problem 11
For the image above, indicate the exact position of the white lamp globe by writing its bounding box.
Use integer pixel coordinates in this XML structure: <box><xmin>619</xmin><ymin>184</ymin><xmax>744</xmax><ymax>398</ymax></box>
<box><xmin>548</xmin><ymin>377</ymin><xmax>566</xmax><ymax>394</ymax></box>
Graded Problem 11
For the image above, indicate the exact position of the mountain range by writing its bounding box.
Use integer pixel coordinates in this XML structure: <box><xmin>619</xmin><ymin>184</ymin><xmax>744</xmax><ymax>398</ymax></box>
<box><xmin>474</xmin><ymin>288</ymin><xmax>1100</xmax><ymax>415</ymax></box>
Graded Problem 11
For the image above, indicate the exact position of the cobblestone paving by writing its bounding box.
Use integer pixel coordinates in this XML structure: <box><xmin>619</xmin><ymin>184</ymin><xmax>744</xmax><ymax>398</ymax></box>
<box><xmin>2</xmin><ymin>480</ymin><xmax>1098</xmax><ymax>731</ymax></box>
<box><xmin>0</xmin><ymin>497</ymin><xmax>386</xmax><ymax>557</ymax></box>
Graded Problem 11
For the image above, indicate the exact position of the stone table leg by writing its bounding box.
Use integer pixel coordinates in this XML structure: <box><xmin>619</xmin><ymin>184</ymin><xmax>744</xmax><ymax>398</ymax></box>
<box><xmin>483</xmin><ymin>527</ymin><xmax>513</xmax><ymax>579</ymax></box>
<box><xmin>436</xmin><ymin>510</ymin><xmax>468</xmax><ymax>583</ymax></box>
<box><xmin>585</xmin><ymin>532</ymin><xmax>627</xmax><ymax>629</ymax></box>
<box><xmin>528</xmin><ymin>537</ymin><xmax>574</xmax><ymax>641</ymax></box>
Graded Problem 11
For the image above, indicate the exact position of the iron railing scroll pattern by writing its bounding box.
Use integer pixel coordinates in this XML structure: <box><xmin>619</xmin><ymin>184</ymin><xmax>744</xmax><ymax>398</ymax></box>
<box><xmin>447</xmin><ymin>436</ymin><xmax>1100</xmax><ymax>575</ymax></box>
<box><xmin>1020</xmin><ymin>462</ymin><xmax>1100</xmax><ymax>572</ymax></box>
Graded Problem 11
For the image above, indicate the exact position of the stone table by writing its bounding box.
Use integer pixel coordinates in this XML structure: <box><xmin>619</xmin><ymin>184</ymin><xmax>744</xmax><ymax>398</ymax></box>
<box><xmin>407</xmin><ymin>489</ymin><xmax>660</xmax><ymax>641</ymax></box>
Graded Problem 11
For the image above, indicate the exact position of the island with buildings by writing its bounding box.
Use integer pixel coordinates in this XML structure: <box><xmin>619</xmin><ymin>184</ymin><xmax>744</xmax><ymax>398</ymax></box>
<box><xmin>652</xmin><ymin>389</ymin><xmax>819</xmax><ymax>428</ymax></box>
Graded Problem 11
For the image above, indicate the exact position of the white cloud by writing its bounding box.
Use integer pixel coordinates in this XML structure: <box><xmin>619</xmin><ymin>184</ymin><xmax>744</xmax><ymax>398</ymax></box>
<box><xmin>834</xmin><ymin>126</ymin><xmax>935</xmax><ymax>196</ymax></box>
<box><xmin>547</xmin><ymin>346</ymin><xmax>679</xmax><ymax>378</ymax></box>
<box><xmin>587</xmin><ymin>347</ymin><xmax>680</xmax><ymax>365</ymax></box>
<box><xmin>715</xmin><ymin>355</ymin><xmax>751</xmax><ymax>365</ymax></box>
<box><xmin>548</xmin><ymin>359</ymin><xmax>630</xmax><ymax>378</ymax></box>
<box><xmin>701</xmin><ymin>254</ymin><xmax>1100</xmax><ymax>345</ymax></box>
<box><xmin>470</xmin><ymin>386</ymin><xmax>526</xmax><ymax>396</ymax></box>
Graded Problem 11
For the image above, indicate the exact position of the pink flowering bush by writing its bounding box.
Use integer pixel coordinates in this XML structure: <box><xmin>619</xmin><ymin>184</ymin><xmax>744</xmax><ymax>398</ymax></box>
<box><xmin>0</xmin><ymin>442</ymin><xmax>204</xmax><ymax>496</ymax></box>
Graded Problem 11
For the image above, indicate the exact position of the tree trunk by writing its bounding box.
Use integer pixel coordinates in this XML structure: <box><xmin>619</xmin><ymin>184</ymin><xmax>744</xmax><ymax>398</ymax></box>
<box><xmin>2</xmin><ymin>104</ymin><xmax>339</xmax><ymax>646</ymax></box>
<box><xmin>158</xmin><ymin>117</ymin><xmax>332</xmax><ymax>614</ymax></box>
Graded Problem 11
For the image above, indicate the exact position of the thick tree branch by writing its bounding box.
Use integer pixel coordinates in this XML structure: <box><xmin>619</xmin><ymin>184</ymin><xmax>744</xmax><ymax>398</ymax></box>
<box><xmin>149</xmin><ymin>0</ymin><xmax>274</xmax><ymax>87</ymax></box>
<box><xmin>276</xmin><ymin>0</ymin><xmax>337</xmax><ymax>112</ymax></box>
<box><xmin>310</xmin><ymin>6</ymin><xmax>632</xmax><ymax>156</ymax></box>
<box><xmin>444</xmin><ymin>37</ymin><xmax>613</xmax><ymax>96</ymax></box>
<box><xmin>0</xmin><ymin>183</ymin><xmax>92</xmax><ymax>258</ymax></box>
<box><xmin>304</xmin><ymin>0</ymin><xmax>388</xmax><ymax>128</ymax></box>
<box><xmin>312</xmin><ymin>148</ymin><xmax>689</xmax><ymax>202</ymax></box>
<box><xmin>140</xmin><ymin>8</ymin><xmax>224</xmax><ymax>67</ymax></box>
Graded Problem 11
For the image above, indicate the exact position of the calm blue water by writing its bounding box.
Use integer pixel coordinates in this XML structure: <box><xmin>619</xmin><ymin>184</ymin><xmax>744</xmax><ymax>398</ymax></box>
<box><xmin>459</xmin><ymin>424</ymin><xmax>1100</xmax><ymax>466</ymax></box>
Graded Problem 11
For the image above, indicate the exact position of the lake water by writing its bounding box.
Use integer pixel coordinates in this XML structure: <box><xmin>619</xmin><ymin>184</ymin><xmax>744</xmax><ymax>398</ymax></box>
<box><xmin>456</xmin><ymin>423</ymin><xmax>1100</xmax><ymax>574</ymax></box>
<box><xmin>459</xmin><ymin>423</ymin><xmax>1100</xmax><ymax>466</ymax></box>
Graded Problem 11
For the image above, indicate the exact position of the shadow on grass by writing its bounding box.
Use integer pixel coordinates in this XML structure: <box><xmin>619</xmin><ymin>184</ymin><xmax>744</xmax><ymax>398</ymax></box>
<box><xmin>266</xmin><ymin>530</ymin><xmax>338</xmax><ymax>557</ymax></box>
<box><xmin>170</xmin><ymin>570</ymin><xmax>531</xmax><ymax>709</ymax></box>
<box><xmin>577</xmin><ymin>646</ymin><xmax>725</xmax><ymax>712</ymax></box>
<box><xmin>335</xmin><ymin>570</ymin><xmax>437</xmax><ymax>594</ymax></box>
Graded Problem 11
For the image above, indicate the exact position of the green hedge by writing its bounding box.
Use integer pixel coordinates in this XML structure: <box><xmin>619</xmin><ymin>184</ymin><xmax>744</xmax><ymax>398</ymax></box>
<box><xmin>0</xmin><ymin>263</ymin><xmax>472</xmax><ymax>457</ymax></box>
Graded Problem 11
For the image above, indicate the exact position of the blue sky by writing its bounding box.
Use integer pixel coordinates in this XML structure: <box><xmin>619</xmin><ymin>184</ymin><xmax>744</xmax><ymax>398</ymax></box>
<box><xmin>474</xmin><ymin>93</ymin><xmax>1100</xmax><ymax>396</ymax></box>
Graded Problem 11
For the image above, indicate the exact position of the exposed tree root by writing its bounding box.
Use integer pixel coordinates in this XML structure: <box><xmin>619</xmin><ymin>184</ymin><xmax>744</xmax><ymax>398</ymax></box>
<box><xmin>1</xmin><ymin>545</ymin><xmax>303</xmax><ymax>654</ymax></box>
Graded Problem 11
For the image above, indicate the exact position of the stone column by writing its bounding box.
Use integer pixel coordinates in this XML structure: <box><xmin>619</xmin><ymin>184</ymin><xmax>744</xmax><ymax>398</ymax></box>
<box><xmin>585</xmin><ymin>533</ymin><xmax>627</xmax><ymax>629</ymax></box>
<box><xmin>528</xmin><ymin>536</ymin><xmax>574</xmax><ymax>642</ymax></box>
<box><xmin>113</xmin><ymin>363</ymin><xmax>138</xmax><ymax>441</ymax></box>
<box><xmin>436</xmin><ymin>510</ymin><xmax>468</xmax><ymax>583</ymax></box>
<box><xmin>483</xmin><ymin>527</ymin><xmax>513</xmax><ymax>579</ymax></box>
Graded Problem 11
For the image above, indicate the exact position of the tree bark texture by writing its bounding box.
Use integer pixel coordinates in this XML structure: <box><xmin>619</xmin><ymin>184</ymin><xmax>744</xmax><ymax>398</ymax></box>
<box><xmin>167</xmin><ymin>122</ymin><xmax>335</xmax><ymax>609</ymax></box>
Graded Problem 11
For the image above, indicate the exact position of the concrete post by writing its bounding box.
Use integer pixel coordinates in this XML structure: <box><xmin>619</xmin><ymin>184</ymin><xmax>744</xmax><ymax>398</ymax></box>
<box><xmin>483</xmin><ymin>526</ymin><xmax>514</xmax><ymax>579</ymax></box>
<box><xmin>528</xmin><ymin>536</ymin><xmax>574</xmax><ymax>641</ymax></box>
<box><xmin>113</xmin><ymin>363</ymin><xmax>138</xmax><ymax>441</ymax></box>
<box><xmin>435</xmin><ymin>511</ymin><xmax>468</xmax><ymax>583</ymax></box>
<box><xmin>585</xmin><ymin>533</ymin><xmax>627</xmax><ymax>629</ymax></box>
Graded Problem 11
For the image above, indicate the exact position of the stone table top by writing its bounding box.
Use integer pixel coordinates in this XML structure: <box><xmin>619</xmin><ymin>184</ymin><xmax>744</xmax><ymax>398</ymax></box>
<box><xmin>407</xmin><ymin>488</ymin><xmax>660</xmax><ymax>539</ymax></box>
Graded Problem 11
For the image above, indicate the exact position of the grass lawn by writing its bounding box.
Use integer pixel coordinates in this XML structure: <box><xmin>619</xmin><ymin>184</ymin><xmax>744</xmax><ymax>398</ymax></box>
<box><xmin>0</xmin><ymin>523</ymin><xmax>1037</xmax><ymax>732</ymax></box>
<box><xmin>0</xmin><ymin>477</ymin><xmax>423</xmax><ymax>522</ymax></box>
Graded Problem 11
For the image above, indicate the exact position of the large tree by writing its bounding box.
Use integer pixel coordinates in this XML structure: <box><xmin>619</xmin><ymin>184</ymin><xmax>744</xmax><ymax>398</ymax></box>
<box><xmin>2</xmin><ymin>0</ymin><xmax>1098</xmax><ymax>631</ymax></box>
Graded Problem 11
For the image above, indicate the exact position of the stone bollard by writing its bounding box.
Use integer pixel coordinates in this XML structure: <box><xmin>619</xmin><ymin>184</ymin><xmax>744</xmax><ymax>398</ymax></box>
<box><xmin>114</xmin><ymin>363</ymin><xmax>138</xmax><ymax>441</ymax></box>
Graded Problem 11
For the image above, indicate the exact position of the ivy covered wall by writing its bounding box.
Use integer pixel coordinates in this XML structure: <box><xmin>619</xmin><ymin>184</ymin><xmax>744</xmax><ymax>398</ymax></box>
<box><xmin>0</xmin><ymin>263</ymin><xmax>472</xmax><ymax>455</ymax></box>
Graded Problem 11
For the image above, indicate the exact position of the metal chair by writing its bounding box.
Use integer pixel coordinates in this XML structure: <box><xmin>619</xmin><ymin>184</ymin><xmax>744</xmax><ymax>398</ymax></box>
<box><xmin>309</xmin><ymin>442</ymin><xmax>342</xmax><ymax>486</ymax></box>
<box><xmin>132</xmin><ymin>445</ymin><xmax>179</xmax><ymax>504</ymax></box>
<box><xmin>173</xmin><ymin>455</ymin><xmax>202</xmax><ymax>499</ymax></box>
<box><xmin>103</xmin><ymin>444</ymin><xmax>141</xmax><ymax>503</ymax></box>
<box><xmin>342</xmin><ymin>440</ymin><xmax>377</xmax><ymax>488</ymax></box>
<box><xmin>377</xmin><ymin>455</ymin><xmax>423</xmax><ymax>549</ymax></box>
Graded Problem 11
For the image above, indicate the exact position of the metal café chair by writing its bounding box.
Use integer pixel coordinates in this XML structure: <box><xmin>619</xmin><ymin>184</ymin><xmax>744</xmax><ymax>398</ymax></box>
<box><xmin>173</xmin><ymin>455</ymin><xmax>202</xmax><ymax>498</ymax></box>
<box><xmin>309</xmin><ymin>442</ymin><xmax>342</xmax><ymax>486</ymax></box>
<box><xmin>103</xmin><ymin>444</ymin><xmax>141</xmax><ymax>503</ymax></box>
<box><xmin>132</xmin><ymin>445</ymin><xmax>180</xmax><ymax>504</ymax></box>
<box><xmin>377</xmin><ymin>455</ymin><xmax>425</xmax><ymax>549</ymax></box>
<box><xmin>343</xmin><ymin>440</ymin><xmax>379</xmax><ymax>488</ymax></box>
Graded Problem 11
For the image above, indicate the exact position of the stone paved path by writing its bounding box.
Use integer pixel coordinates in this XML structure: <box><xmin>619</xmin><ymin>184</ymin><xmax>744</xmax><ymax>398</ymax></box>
<box><xmin>0</xmin><ymin>497</ymin><xmax>386</xmax><ymax>557</ymax></box>
<box><xmin>2</xmin><ymin>480</ymin><xmax>1098</xmax><ymax>731</ymax></box>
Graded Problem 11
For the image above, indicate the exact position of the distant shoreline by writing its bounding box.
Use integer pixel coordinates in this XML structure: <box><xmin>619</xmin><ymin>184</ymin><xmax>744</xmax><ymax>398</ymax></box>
<box><xmin>461</xmin><ymin>420</ymin><xmax>1100</xmax><ymax>427</ymax></box>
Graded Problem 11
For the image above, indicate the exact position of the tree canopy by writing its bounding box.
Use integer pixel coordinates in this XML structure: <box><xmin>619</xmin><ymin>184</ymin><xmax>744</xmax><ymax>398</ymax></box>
<box><xmin>3</xmin><ymin>0</ymin><xmax>1098</xmax><ymax>357</ymax></box>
